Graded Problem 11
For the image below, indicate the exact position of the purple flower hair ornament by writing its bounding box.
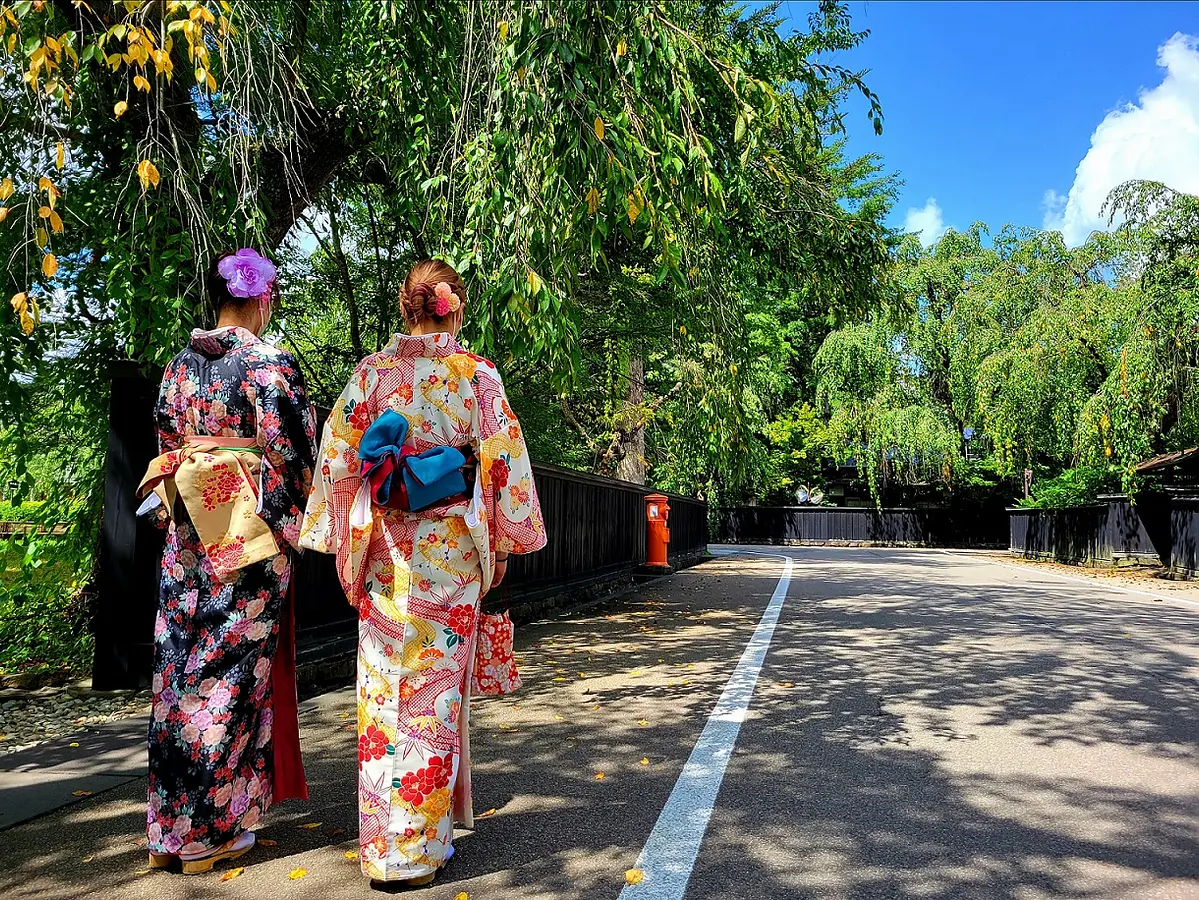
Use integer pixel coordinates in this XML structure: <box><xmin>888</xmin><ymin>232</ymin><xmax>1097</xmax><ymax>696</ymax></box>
<box><xmin>218</xmin><ymin>249</ymin><xmax>277</xmax><ymax>299</ymax></box>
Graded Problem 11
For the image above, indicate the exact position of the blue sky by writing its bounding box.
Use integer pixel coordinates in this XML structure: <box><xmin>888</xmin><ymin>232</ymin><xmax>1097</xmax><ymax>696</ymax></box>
<box><xmin>767</xmin><ymin>1</ymin><xmax>1199</xmax><ymax>246</ymax></box>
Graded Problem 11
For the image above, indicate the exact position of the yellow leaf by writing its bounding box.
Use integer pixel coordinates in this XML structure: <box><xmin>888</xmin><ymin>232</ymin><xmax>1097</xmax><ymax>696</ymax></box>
<box><xmin>455</xmin><ymin>894</ymin><xmax>469</xmax><ymax>900</ymax></box>
<box><xmin>69</xmin><ymin>741</ymin><xmax>80</xmax><ymax>748</ymax></box>
<box><xmin>637</xmin><ymin>719</ymin><xmax>649</xmax><ymax>727</ymax></box>
<box><xmin>219</xmin><ymin>867</ymin><xmax>244</xmax><ymax>882</ymax></box>
<box><xmin>616</xmin><ymin>39</ymin><xmax>627</xmax><ymax>57</ymax></box>
<box><xmin>38</xmin><ymin>176</ymin><xmax>53</xmax><ymax>192</ymax></box>
<box><xmin>526</xmin><ymin>269</ymin><xmax>542</xmax><ymax>296</ymax></box>
<box><xmin>81</xmin><ymin>856</ymin><xmax>94</xmax><ymax>863</ymax></box>
<box><xmin>0</xmin><ymin>177</ymin><xmax>12</xmax><ymax>201</ymax></box>
<box><xmin>134</xmin><ymin>869</ymin><xmax>151</xmax><ymax>877</ymax></box>
<box><xmin>195</xmin><ymin>65</ymin><xmax>206</xmax><ymax>84</ymax></box>
<box><xmin>344</xmin><ymin>850</ymin><xmax>359</xmax><ymax>861</ymax></box>
<box><xmin>114</xmin><ymin>100</ymin><xmax>128</xmax><ymax>117</ymax></box>
<box><xmin>498</xmin><ymin>19</ymin><xmax>508</xmax><ymax>41</ymax></box>
<box><xmin>339</xmin><ymin>712</ymin><xmax>350</xmax><ymax>719</ymax></box>
<box><xmin>478</xmin><ymin>808</ymin><xmax>497</xmax><ymax>818</ymax></box>
<box><xmin>42</xmin><ymin>253</ymin><xmax>58</xmax><ymax>278</ymax></box>
<box><xmin>72</xmin><ymin>789</ymin><xmax>91</xmax><ymax>796</ymax></box>
<box><xmin>49</xmin><ymin>210</ymin><xmax>63</xmax><ymax>234</ymax></box>
<box><xmin>205</xmin><ymin>70</ymin><xmax>216</xmax><ymax>91</ymax></box>
<box><xmin>586</xmin><ymin>185</ymin><xmax>600</xmax><ymax>215</ymax></box>
<box><xmin>640</xmin><ymin>757</ymin><xmax>650</xmax><ymax>766</ymax></box>
<box><xmin>627</xmin><ymin>190</ymin><xmax>643</xmax><ymax>225</ymax></box>
<box><xmin>137</xmin><ymin>159</ymin><xmax>160</xmax><ymax>191</ymax></box>
<box><xmin>296</xmin><ymin>822</ymin><xmax>322</xmax><ymax>829</ymax></box>
<box><xmin>288</xmin><ymin>868</ymin><xmax>308</xmax><ymax>880</ymax></box>
<box><xmin>594</xmin><ymin>771</ymin><xmax>606</xmax><ymax>781</ymax></box>
<box><xmin>56</xmin><ymin>142</ymin><xmax>64</xmax><ymax>170</ymax></box>
<box><xmin>625</xmin><ymin>868</ymin><xmax>645</xmax><ymax>885</ymax></box>
<box><xmin>594</xmin><ymin>116</ymin><xmax>605</xmax><ymax>141</ymax></box>
<box><xmin>36</xmin><ymin>227</ymin><xmax>49</xmax><ymax>248</ymax></box>
<box><xmin>38</xmin><ymin>204</ymin><xmax>51</xmax><ymax>218</ymax></box>
<box><xmin>133</xmin><ymin>74</ymin><xmax>150</xmax><ymax>92</ymax></box>
<box><xmin>258</xmin><ymin>838</ymin><xmax>278</xmax><ymax>847</ymax></box>
<box><xmin>0</xmin><ymin>208</ymin><xmax>7</xmax><ymax>225</ymax></box>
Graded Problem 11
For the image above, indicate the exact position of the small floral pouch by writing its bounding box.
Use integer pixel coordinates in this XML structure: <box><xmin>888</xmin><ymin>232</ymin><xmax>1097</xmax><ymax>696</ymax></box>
<box><xmin>472</xmin><ymin>611</ymin><xmax>522</xmax><ymax>696</ymax></box>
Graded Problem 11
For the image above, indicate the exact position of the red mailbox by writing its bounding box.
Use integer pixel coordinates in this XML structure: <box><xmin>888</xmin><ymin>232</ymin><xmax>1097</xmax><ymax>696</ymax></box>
<box><xmin>645</xmin><ymin>493</ymin><xmax>671</xmax><ymax>569</ymax></box>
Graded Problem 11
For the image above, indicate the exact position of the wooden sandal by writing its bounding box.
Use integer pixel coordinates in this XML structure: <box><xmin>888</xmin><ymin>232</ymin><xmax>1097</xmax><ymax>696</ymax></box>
<box><xmin>148</xmin><ymin>852</ymin><xmax>175</xmax><ymax>869</ymax></box>
<box><xmin>180</xmin><ymin>834</ymin><xmax>255</xmax><ymax>875</ymax></box>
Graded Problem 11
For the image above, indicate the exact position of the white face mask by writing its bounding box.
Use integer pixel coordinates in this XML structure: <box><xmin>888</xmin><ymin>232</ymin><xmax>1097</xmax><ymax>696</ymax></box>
<box><xmin>257</xmin><ymin>296</ymin><xmax>272</xmax><ymax>335</ymax></box>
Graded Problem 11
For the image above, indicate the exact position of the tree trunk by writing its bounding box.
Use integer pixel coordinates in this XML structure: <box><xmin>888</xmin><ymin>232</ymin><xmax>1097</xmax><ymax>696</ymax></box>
<box><xmin>327</xmin><ymin>199</ymin><xmax>365</xmax><ymax>360</ymax></box>
<box><xmin>615</xmin><ymin>354</ymin><xmax>647</xmax><ymax>484</ymax></box>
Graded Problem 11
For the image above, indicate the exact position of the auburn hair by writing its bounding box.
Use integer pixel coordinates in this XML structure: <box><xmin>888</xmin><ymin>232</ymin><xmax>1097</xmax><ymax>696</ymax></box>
<box><xmin>400</xmin><ymin>259</ymin><xmax>467</xmax><ymax>326</ymax></box>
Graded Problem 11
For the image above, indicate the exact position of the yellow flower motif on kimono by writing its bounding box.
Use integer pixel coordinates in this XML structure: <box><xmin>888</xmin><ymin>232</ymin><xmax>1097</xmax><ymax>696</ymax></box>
<box><xmin>421</xmin><ymin>787</ymin><xmax>452</xmax><ymax>823</ymax></box>
<box><xmin>444</xmin><ymin>353</ymin><xmax>478</xmax><ymax>382</ymax></box>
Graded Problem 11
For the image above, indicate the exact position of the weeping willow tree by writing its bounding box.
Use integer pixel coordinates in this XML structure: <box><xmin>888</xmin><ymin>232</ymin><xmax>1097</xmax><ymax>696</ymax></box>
<box><xmin>816</xmin><ymin>180</ymin><xmax>1199</xmax><ymax>505</ymax></box>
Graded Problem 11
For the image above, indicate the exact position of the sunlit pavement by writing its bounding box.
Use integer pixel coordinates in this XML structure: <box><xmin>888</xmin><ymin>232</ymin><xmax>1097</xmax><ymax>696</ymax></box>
<box><xmin>1</xmin><ymin>548</ymin><xmax>1196</xmax><ymax>899</ymax></box>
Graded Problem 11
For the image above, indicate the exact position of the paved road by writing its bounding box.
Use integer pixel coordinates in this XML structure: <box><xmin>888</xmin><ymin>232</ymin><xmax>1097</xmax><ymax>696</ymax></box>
<box><xmin>1</xmin><ymin>548</ymin><xmax>1196</xmax><ymax>899</ymax></box>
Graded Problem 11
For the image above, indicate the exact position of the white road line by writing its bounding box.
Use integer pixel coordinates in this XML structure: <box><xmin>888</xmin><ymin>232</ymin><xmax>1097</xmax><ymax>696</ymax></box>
<box><xmin>619</xmin><ymin>554</ymin><xmax>793</xmax><ymax>900</ymax></box>
<box><xmin>941</xmin><ymin>550</ymin><xmax>1199</xmax><ymax>611</ymax></box>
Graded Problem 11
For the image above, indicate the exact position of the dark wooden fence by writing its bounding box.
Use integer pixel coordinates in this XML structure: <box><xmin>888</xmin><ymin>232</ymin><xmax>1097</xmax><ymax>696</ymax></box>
<box><xmin>1007</xmin><ymin>493</ymin><xmax>1169</xmax><ymax>568</ymax></box>
<box><xmin>92</xmin><ymin>365</ymin><xmax>708</xmax><ymax>690</ymax></box>
<box><xmin>715</xmin><ymin>505</ymin><xmax>1007</xmax><ymax>548</ymax></box>
<box><xmin>1166</xmin><ymin>495</ymin><xmax>1199</xmax><ymax>578</ymax></box>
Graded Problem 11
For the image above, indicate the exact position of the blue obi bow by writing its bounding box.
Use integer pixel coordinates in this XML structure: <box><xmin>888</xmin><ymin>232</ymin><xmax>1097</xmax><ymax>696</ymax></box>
<box><xmin>358</xmin><ymin>410</ymin><xmax>471</xmax><ymax>512</ymax></box>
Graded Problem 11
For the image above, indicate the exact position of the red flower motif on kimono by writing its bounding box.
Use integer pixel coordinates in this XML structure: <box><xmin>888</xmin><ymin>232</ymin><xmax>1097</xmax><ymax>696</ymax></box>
<box><xmin>490</xmin><ymin>458</ymin><xmax>510</xmax><ymax>489</ymax></box>
<box><xmin>357</xmin><ymin>724</ymin><xmax>389</xmax><ymax>766</ymax></box>
<box><xmin>447</xmin><ymin>604</ymin><xmax>476</xmax><ymax>638</ymax></box>
<box><xmin>397</xmin><ymin>384</ymin><xmax>413</xmax><ymax>403</ymax></box>
<box><xmin>347</xmin><ymin>402</ymin><xmax>371</xmax><ymax>432</ymax></box>
<box><xmin>399</xmin><ymin>771</ymin><xmax>425</xmax><ymax>807</ymax></box>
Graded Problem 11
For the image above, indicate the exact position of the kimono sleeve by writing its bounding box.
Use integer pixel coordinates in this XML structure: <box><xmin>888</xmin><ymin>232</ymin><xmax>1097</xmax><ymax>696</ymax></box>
<box><xmin>299</xmin><ymin>363</ymin><xmax>378</xmax><ymax>605</ymax></box>
<box><xmin>252</xmin><ymin>351</ymin><xmax>318</xmax><ymax>551</ymax></box>
<box><xmin>472</xmin><ymin>362</ymin><xmax>547</xmax><ymax>558</ymax></box>
<box><xmin>146</xmin><ymin>362</ymin><xmax>186</xmax><ymax>528</ymax></box>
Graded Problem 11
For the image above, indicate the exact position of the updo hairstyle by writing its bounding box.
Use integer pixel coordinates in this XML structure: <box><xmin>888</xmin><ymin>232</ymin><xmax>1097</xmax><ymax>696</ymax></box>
<box><xmin>400</xmin><ymin>259</ymin><xmax>467</xmax><ymax>327</ymax></box>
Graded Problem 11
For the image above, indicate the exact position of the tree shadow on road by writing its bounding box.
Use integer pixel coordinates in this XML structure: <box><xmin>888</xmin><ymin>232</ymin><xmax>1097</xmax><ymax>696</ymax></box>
<box><xmin>0</xmin><ymin>551</ymin><xmax>1195</xmax><ymax>899</ymax></box>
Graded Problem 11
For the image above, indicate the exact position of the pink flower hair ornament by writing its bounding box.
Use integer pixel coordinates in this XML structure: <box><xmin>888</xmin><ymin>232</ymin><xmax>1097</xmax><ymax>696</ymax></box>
<box><xmin>432</xmin><ymin>281</ymin><xmax>462</xmax><ymax>317</ymax></box>
<box><xmin>218</xmin><ymin>249</ymin><xmax>277</xmax><ymax>299</ymax></box>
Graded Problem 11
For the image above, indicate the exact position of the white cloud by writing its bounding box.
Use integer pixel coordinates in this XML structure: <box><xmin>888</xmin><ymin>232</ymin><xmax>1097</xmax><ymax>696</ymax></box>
<box><xmin>904</xmin><ymin>197</ymin><xmax>947</xmax><ymax>248</ymax></box>
<box><xmin>1048</xmin><ymin>32</ymin><xmax>1199</xmax><ymax>246</ymax></box>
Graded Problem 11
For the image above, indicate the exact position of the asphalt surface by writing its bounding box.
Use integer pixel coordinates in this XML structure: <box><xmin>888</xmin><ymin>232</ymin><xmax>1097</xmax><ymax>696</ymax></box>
<box><xmin>0</xmin><ymin>548</ymin><xmax>1196</xmax><ymax>900</ymax></box>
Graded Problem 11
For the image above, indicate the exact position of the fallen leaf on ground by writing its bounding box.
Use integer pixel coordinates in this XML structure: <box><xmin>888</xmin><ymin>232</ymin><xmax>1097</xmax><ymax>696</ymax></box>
<box><xmin>478</xmin><ymin>808</ymin><xmax>497</xmax><ymax>818</ymax></box>
<box><xmin>220</xmin><ymin>867</ymin><xmax>245</xmax><ymax>882</ymax></box>
<box><xmin>69</xmin><ymin>742</ymin><xmax>80</xmax><ymax>748</ymax></box>
<box><xmin>455</xmin><ymin>892</ymin><xmax>470</xmax><ymax>900</ymax></box>
<box><xmin>776</xmin><ymin>682</ymin><xmax>793</xmax><ymax>688</ymax></box>
<box><xmin>288</xmin><ymin>867</ymin><xmax>308</xmax><ymax>880</ymax></box>
<box><xmin>81</xmin><ymin>855</ymin><xmax>95</xmax><ymax>863</ymax></box>
<box><xmin>594</xmin><ymin>772</ymin><xmax>606</xmax><ymax>781</ymax></box>
<box><xmin>339</xmin><ymin>712</ymin><xmax>350</xmax><ymax>719</ymax></box>
<box><xmin>345</xmin><ymin>851</ymin><xmax>359</xmax><ymax>861</ymax></box>
<box><xmin>134</xmin><ymin>869</ymin><xmax>151</xmax><ymax>877</ymax></box>
<box><xmin>641</xmin><ymin>758</ymin><xmax>650</xmax><ymax>766</ymax></box>
<box><xmin>325</xmin><ymin>827</ymin><xmax>346</xmax><ymax>839</ymax></box>
<box><xmin>626</xmin><ymin>868</ymin><xmax>645</xmax><ymax>885</ymax></box>
<box><xmin>72</xmin><ymin>790</ymin><xmax>93</xmax><ymax>797</ymax></box>
<box><xmin>553</xmin><ymin>677</ymin><xmax>567</xmax><ymax>682</ymax></box>
<box><xmin>554</xmin><ymin>715</ymin><xmax>564</xmax><ymax>722</ymax></box>
<box><xmin>637</xmin><ymin>720</ymin><xmax>649</xmax><ymax>727</ymax></box>
<box><xmin>258</xmin><ymin>839</ymin><xmax>278</xmax><ymax>847</ymax></box>
<box><xmin>592</xmin><ymin>705</ymin><xmax>600</xmax><ymax>711</ymax></box>
<box><xmin>296</xmin><ymin>822</ymin><xmax>322</xmax><ymax>829</ymax></box>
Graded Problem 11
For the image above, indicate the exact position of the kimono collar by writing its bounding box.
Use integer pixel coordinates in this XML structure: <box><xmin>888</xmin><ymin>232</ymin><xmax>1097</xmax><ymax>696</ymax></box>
<box><xmin>190</xmin><ymin>326</ymin><xmax>261</xmax><ymax>356</ymax></box>
<box><xmin>382</xmin><ymin>332</ymin><xmax>464</xmax><ymax>360</ymax></box>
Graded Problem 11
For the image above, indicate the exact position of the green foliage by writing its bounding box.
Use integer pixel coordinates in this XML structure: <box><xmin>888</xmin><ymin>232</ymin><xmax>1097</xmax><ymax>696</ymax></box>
<box><xmin>0</xmin><ymin>534</ymin><xmax>92</xmax><ymax>676</ymax></box>
<box><xmin>1017</xmin><ymin>465</ymin><xmax>1120</xmax><ymax>510</ymax></box>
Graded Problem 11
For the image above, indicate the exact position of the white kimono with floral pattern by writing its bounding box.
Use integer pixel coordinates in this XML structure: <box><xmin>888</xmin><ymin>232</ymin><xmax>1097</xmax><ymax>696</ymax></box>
<box><xmin>300</xmin><ymin>332</ymin><xmax>545</xmax><ymax>882</ymax></box>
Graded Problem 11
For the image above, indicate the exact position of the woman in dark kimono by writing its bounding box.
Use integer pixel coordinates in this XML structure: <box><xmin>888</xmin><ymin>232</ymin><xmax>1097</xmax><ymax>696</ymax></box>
<box><xmin>138</xmin><ymin>249</ymin><xmax>317</xmax><ymax>874</ymax></box>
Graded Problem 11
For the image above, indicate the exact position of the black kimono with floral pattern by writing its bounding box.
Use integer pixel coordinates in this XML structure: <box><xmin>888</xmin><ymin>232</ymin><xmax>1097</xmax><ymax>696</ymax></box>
<box><xmin>146</xmin><ymin>326</ymin><xmax>316</xmax><ymax>856</ymax></box>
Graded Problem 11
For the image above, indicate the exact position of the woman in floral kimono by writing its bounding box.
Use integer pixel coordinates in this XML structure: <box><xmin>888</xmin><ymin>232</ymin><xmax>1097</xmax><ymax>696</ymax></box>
<box><xmin>138</xmin><ymin>249</ymin><xmax>317</xmax><ymax>874</ymax></box>
<box><xmin>301</xmin><ymin>259</ymin><xmax>546</xmax><ymax>887</ymax></box>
